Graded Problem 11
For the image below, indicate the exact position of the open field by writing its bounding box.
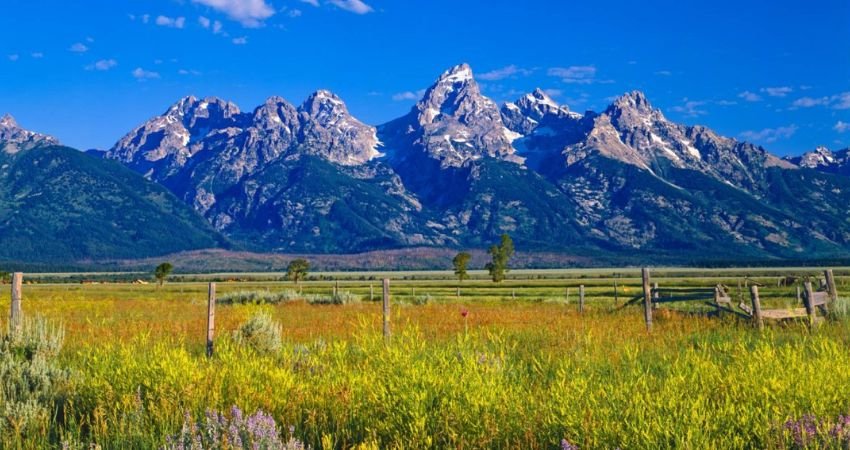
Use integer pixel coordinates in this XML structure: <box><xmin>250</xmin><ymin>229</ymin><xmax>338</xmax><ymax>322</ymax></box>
<box><xmin>3</xmin><ymin>268</ymin><xmax>850</xmax><ymax>448</ymax></box>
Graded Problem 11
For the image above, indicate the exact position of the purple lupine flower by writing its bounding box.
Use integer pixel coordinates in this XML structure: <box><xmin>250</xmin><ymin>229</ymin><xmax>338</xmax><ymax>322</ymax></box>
<box><xmin>561</xmin><ymin>438</ymin><xmax>579</xmax><ymax>450</ymax></box>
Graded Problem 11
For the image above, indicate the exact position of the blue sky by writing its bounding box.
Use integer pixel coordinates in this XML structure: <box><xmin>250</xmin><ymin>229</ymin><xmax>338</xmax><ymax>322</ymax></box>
<box><xmin>1</xmin><ymin>0</ymin><xmax>848</xmax><ymax>154</ymax></box>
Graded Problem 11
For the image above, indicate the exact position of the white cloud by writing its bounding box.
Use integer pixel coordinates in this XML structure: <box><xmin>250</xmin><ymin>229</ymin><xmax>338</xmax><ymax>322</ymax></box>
<box><xmin>199</xmin><ymin>16</ymin><xmax>224</xmax><ymax>33</ymax></box>
<box><xmin>300</xmin><ymin>0</ymin><xmax>320</xmax><ymax>5</ymax></box>
<box><xmin>179</xmin><ymin>69</ymin><xmax>202</xmax><ymax>76</ymax></box>
<box><xmin>832</xmin><ymin>92</ymin><xmax>850</xmax><ymax>110</ymax></box>
<box><xmin>7</xmin><ymin>54</ymin><xmax>19</xmax><ymax>61</ymax></box>
<box><xmin>232</xmin><ymin>36</ymin><xmax>248</xmax><ymax>45</ymax></box>
<box><xmin>670</xmin><ymin>100</ymin><xmax>707</xmax><ymax>117</ymax></box>
<box><xmin>547</xmin><ymin>66</ymin><xmax>597</xmax><ymax>84</ymax></box>
<box><xmin>715</xmin><ymin>100</ymin><xmax>737</xmax><ymax>106</ymax></box>
<box><xmin>31</xmin><ymin>52</ymin><xmax>43</xmax><ymax>59</ymax></box>
<box><xmin>156</xmin><ymin>15</ymin><xmax>186</xmax><ymax>28</ymax></box>
<box><xmin>738</xmin><ymin>91</ymin><xmax>761</xmax><ymax>102</ymax></box>
<box><xmin>835</xmin><ymin>121</ymin><xmax>850</xmax><ymax>133</ymax></box>
<box><xmin>86</xmin><ymin>59</ymin><xmax>118</xmax><ymax>71</ymax></box>
<box><xmin>392</xmin><ymin>89</ymin><xmax>426</xmax><ymax>101</ymax></box>
<box><xmin>740</xmin><ymin>125</ymin><xmax>798</xmax><ymax>143</ymax></box>
<box><xmin>761</xmin><ymin>86</ymin><xmax>793</xmax><ymax>97</ymax></box>
<box><xmin>543</xmin><ymin>89</ymin><xmax>563</xmax><ymax>98</ymax></box>
<box><xmin>191</xmin><ymin>0</ymin><xmax>275</xmax><ymax>27</ymax></box>
<box><xmin>288</xmin><ymin>9</ymin><xmax>303</xmax><ymax>17</ymax></box>
<box><xmin>792</xmin><ymin>96</ymin><xmax>830</xmax><ymax>108</ymax></box>
<box><xmin>69</xmin><ymin>43</ymin><xmax>89</xmax><ymax>53</ymax></box>
<box><xmin>132</xmin><ymin>67</ymin><xmax>160</xmax><ymax>80</ymax></box>
<box><xmin>789</xmin><ymin>92</ymin><xmax>850</xmax><ymax>110</ymax></box>
<box><xmin>478</xmin><ymin>65</ymin><xmax>532</xmax><ymax>81</ymax></box>
<box><xmin>329</xmin><ymin>0</ymin><xmax>373</xmax><ymax>14</ymax></box>
<box><xmin>142</xmin><ymin>14</ymin><xmax>151</xmax><ymax>24</ymax></box>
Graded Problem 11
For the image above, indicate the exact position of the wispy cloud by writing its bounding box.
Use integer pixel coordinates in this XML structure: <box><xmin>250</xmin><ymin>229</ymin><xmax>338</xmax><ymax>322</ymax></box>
<box><xmin>191</xmin><ymin>0</ymin><xmax>275</xmax><ymax>27</ymax></box>
<box><xmin>7</xmin><ymin>54</ymin><xmax>19</xmax><ymax>62</ymax></box>
<box><xmin>69</xmin><ymin>42</ymin><xmax>89</xmax><ymax>53</ymax></box>
<box><xmin>156</xmin><ymin>15</ymin><xmax>186</xmax><ymax>28</ymax></box>
<box><xmin>792</xmin><ymin>96</ymin><xmax>830</xmax><ymax>108</ymax></box>
<box><xmin>835</xmin><ymin>121</ymin><xmax>849</xmax><ymax>133</ymax></box>
<box><xmin>670</xmin><ymin>99</ymin><xmax>707</xmax><ymax>117</ymax></box>
<box><xmin>833</xmin><ymin>92</ymin><xmax>850</xmax><ymax>110</ymax></box>
<box><xmin>86</xmin><ymin>59</ymin><xmax>118</xmax><ymax>71</ymax></box>
<box><xmin>300</xmin><ymin>0</ymin><xmax>320</xmax><ymax>5</ymax></box>
<box><xmin>738</xmin><ymin>91</ymin><xmax>762</xmax><ymax>102</ymax></box>
<box><xmin>547</xmin><ymin>66</ymin><xmax>598</xmax><ymax>84</ymax></box>
<box><xmin>478</xmin><ymin>65</ymin><xmax>532</xmax><ymax>81</ymax></box>
<box><xmin>761</xmin><ymin>86</ymin><xmax>793</xmax><ymax>97</ymax></box>
<box><xmin>198</xmin><ymin>16</ymin><xmax>224</xmax><ymax>33</ymax></box>
<box><xmin>543</xmin><ymin>89</ymin><xmax>563</xmax><ymax>98</ymax></box>
<box><xmin>329</xmin><ymin>0</ymin><xmax>373</xmax><ymax>14</ymax></box>
<box><xmin>232</xmin><ymin>36</ymin><xmax>248</xmax><ymax>45</ymax></box>
<box><xmin>392</xmin><ymin>88</ymin><xmax>426</xmax><ymax>101</ymax></box>
<box><xmin>740</xmin><ymin>125</ymin><xmax>798</xmax><ymax>143</ymax></box>
<box><xmin>790</xmin><ymin>92</ymin><xmax>850</xmax><ymax>110</ymax></box>
<box><xmin>654</xmin><ymin>70</ymin><xmax>672</xmax><ymax>76</ymax></box>
<box><xmin>179</xmin><ymin>69</ymin><xmax>203</xmax><ymax>76</ymax></box>
<box><xmin>31</xmin><ymin>52</ymin><xmax>44</xmax><ymax>59</ymax></box>
<box><xmin>132</xmin><ymin>67</ymin><xmax>160</xmax><ymax>80</ymax></box>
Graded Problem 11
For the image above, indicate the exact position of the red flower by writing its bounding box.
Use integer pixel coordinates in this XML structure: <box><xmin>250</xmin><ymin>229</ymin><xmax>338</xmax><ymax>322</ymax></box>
<box><xmin>460</xmin><ymin>309</ymin><xmax>469</xmax><ymax>318</ymax></box>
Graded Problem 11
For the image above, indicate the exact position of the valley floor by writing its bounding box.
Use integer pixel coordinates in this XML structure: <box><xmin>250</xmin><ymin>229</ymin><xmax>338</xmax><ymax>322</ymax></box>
<box><xmin>3</xmin><ymin>271</ymin><xmax>850</xmax><ymax>448</ymax></box>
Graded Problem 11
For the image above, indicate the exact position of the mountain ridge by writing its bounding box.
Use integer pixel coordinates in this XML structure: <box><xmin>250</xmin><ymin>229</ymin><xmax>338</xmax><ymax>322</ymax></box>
<box><xmin>4</xmin><ymin>63</ymin><xmax>850</xmax><ymax>264</ymax></box>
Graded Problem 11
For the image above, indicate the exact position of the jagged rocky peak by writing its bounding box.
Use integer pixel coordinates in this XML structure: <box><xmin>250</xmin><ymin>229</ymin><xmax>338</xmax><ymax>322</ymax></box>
<box><xmin>297</xmin><ymin>90</ymin><xmax>382</xmax><ymax>165</ymax></box>
<box><xmin>501</xmin><ymin>88</ymin><xmax>583</xmax><ymax>135</ymax></box>
<box><xmin>252</xmin><ymin>96</ymin><xmax>299</xmax><ymax>130</ymax></box>
<box><xmin>0</xmin><ymin>113</ymin><xmax>60</xmax><ymax>153</ymax></box>
<box><xmin>606</xmin><ymin>90</ymin><xmax>666</xmax><ymax>130</ymax></box>
<box><xmin>385</xmin><ymin>63</ymin><xmax>521</xmax><ymax>167</ymax></box>
<box><xmin>797</xmin><ymin>146</ymin><xmax>836</xmax><ymax>168</ymax></box>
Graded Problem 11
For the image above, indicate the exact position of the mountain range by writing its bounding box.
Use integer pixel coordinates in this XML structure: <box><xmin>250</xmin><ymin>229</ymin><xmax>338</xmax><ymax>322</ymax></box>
<box><xmin>3</xmin><ymin>63</ymin><xmax>850</xmax><ymax>266</ymax></box>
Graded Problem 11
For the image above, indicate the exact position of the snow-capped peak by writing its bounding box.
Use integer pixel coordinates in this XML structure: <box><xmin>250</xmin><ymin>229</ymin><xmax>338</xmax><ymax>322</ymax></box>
<box><xmin>1</xmin><ymin>113</ymin><xmax>19</xmax><ymax>128</ymax></box>
<box><xmin>439</xmin><ymin>63</ymin><xmax>474</xmax><ymax>84</ymax></box>
<box><xmin>0</xmin><ymin>113</ymin><xmax>60</xmax><ymax>153</ymax></box>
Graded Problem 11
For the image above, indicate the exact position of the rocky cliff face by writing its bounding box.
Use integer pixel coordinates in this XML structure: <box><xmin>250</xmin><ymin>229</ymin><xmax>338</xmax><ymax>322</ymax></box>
<box><xmin>95</xmin><ymin>63</ymin><xmax>850</xmax><ymax>261</ymax></box>
<box><xmin>0</xmin><ymin>114</ymin><xmax>60</xmax><ymax>153</ymax></box>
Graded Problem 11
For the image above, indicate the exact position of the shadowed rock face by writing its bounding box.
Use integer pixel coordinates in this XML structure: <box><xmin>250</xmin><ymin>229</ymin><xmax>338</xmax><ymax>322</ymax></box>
<box><xmin>0</xmin><ymin>114</ymin><xmax>60</xmax><ymax>153</ymax></box>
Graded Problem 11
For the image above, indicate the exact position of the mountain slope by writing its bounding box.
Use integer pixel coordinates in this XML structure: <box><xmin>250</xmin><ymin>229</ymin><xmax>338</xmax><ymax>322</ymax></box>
<box><xmin>105</xmin><ymin>92</ymin><xmax>444</xmax><ymax>253</ymax></box>
<box><xmin>0</xmin><ymin>143</ymin><xmax>225</xmax><ymax>262</ymax></box>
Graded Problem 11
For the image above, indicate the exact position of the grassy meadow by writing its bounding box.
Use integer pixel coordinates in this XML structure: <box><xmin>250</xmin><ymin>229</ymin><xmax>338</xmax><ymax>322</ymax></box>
<box><xmin>3</xmin><ymin>268</ymin><xmax>850</xmax><ymax>448</ymax></box>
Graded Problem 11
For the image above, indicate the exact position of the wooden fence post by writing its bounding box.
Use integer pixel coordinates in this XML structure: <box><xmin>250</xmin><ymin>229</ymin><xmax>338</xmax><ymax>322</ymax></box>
<box><xmin>10</xmin><ymin>272</ymin><xmax>22</xmax><ymax>333</ymax></box>
<box><xmin>803</xmin><ymin>281</ymin><xmax>816</xmax><ymax>327</ymax></box>
<box><xmin>382</xmin><ymin>278</ymin><xmax>391</xmax><ymax>342</ymax></box>
<box><xmin>512</xmin><ymin>289</ymin><xmax>515</xmax><ymax>300</ymax></box>
<box><xmin>334</xmin><ymin>280</ymin><xmax>339</xmax><ymax>296</ymax></box>
<box><xmin>579</xmin><ymin>285</ymin><xmax>585</xmax><ymax>314</ymax></box>
<box><xmin>796</xmin><ymin>285</ymin><xmax>802</xmax><ymax>304</ymax></box>
<box><xmin>750</xmin><ymin>285</ymin><xmax>764</xmax><ymax>330</ymax></box>
<box><xmin>206</xmin><ymin>282</ymin><xmax>216</xmax><ymax>357</ymax></box>
<box><xmin>641</xmin><ymin>268</ymin><xmax>652</xmax><ymax>332</ymax></box>
<box><xmin>456</xmin><ymin>287</ymin><xmax>460</xmax><ymax>299</ymax></box>
<box><xmin>825</xmin><ymin>269</ymin><xmax>838</xmax><ymax>302</ymax></box>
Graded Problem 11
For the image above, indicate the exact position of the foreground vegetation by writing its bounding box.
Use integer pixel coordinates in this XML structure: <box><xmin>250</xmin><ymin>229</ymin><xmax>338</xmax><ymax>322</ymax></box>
<box><xmin>2</xmin><ymin>272</ymin><xmax>850</xmax><ymax>448</ymax></box>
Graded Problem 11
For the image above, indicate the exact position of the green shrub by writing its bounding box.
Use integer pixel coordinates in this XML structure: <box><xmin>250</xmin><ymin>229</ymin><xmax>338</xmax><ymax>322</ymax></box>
<box><xmin>0</xmin><ymin>316</ymin><xmax>68</xmax><ymax>444</ymax></box>
<box><xmin>232</xmin><ymin>313</ymin><xmax>282</xmax><ymax>355</ymax></box>
<box><xmin>307</xmin><ymin>292</ymin><xmax>360</xmax><ymax>305</ymax></box>
<box><xmin>218</xmin><ymin>290</ymin><xmax>299</xmax><ymax>305</ymax></box>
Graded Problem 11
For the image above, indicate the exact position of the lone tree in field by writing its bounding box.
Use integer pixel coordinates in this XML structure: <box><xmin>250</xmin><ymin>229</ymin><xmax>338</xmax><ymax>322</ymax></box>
<box><xmin>485</xmin><ymin>234</ymin><xmax>514</xmax><ymax>283</ymax></box>
<box><xmin>452</xmin><ymin>252</ymin><xmax>472</xmax><ymax>282</ymax></box>
<box><xmin>286</xmin><ymin>259</ymin><xmax>310</xmax><ymax>285</ymax></box>
<box><xmin>154</xmin><ymin>262</ymin><xmax>174</xmax><ymax>287</ymax></box>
